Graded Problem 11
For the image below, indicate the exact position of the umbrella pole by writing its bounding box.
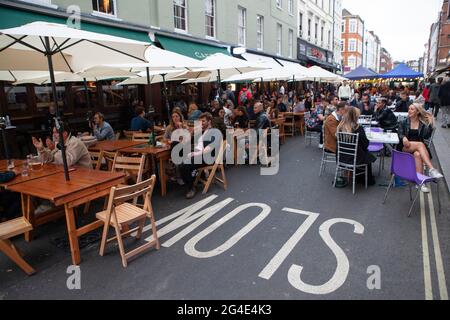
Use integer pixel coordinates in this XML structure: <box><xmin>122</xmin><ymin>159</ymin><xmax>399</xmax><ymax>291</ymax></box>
<box><xmin>162</xmin><ymin>74</ymin><xmax>170</xmax><ymax>120</ymax></box>
<box><xmin>261</xmin><ymin>77</ymin><xmax>264</xmax><ymax>99</ymax></box>
<box><xmin>83</xmin><ymin>78</ymin><xmax>91</xmax><ymax>109</ymax></box>
<box><xmin>45</xmin><ymin>37</ymin><xmax>69</xmax><ymax>181</ymax></box>
<box><xmin>217</xmin><ymin>69</ymin><xmax>222</xmax><ymax>100</ymax></box>
<box><xmin>146</xmin><ymin>67</ymin><xmax>152</xmax><ymax>111</ymax></box>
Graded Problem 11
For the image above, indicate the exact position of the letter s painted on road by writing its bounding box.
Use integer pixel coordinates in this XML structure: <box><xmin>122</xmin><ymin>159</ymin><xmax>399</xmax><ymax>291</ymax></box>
<box><xmin>287</xmin><ymin>219</ymin><xmax>364</xmax><ymax>295</ymax></box>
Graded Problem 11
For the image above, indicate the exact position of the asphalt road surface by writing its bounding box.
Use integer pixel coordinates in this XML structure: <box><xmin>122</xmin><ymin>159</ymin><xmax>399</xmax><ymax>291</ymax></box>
<box><xmin>1</xmin><ymin>136</ymin><xmax>449</xmax><ymax>300</ymax></box>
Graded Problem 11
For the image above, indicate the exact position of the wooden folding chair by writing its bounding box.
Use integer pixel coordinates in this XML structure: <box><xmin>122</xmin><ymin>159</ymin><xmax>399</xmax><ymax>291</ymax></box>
<box><xmin>0</xmin><ymin>217</ymin><xmax>35</xmax><ymax>275</ymax></box>
<box><xmin>89</xmin><ymin>150</ymin><xmax>102</xmax><ymax>170</ymax></box>
<box><xmin>132</xmin><ymin>132</ymin><xmax>151</xmax><ymax>143</ymax></box>
<box><xmin>194</xmin><ymin>141</ymin><xmax>228</xmax><ymax>194</ymax></box>
<box><xmin>283</xmin><ymin>113</ymin><xmax>296</xmax><ymax>137</ymax></box>
<box><xmin>250</xmin><ymin>129</ymin><xmax>270</xmax><ymax>166</ymax></box>
<box><xmin>115</xmin><ymin>132</ymin><xmax>122</xmax><ymax>140</ymax></box>
<box><xmin>112</xmin><ymin>154</ymin><xmax>146</xmax><ymax>186</ymax></box>
<box><xmin>96</xmin><ymin>176</ymin><xmax>160</xmax><ymax>268</ymax></box>
<box><xmin>123</xmin><ymin>130</ymin><xmax>135</xmax><ymax>141</ymax></box>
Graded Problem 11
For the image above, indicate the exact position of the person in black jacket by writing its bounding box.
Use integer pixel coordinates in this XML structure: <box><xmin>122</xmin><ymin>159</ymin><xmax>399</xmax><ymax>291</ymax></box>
<box><xmin>337</xmin><ymin>107</ymin><xmax>376</xmax><ymax>186</ymax></box>
<box><xmin>438</xmin><ymin>76</ymin><xmax>450</xmax><ymax>128</ymax></box>
<box><xmin>358</xmin><ymin>93</ymin><xmax>375</xmax><ymax>116</ymax></box>
<box><xmin>395</xmin><ymin>91</ymin><xmax>412</xmax><ymax>112</ymax></box>
<box><xmin>397</xmin><ymin>103</ymin><xmax>443</xmax><ymax>191</ymax></box>
<box><xmin>374</xmin><ymin>98</ymin><xmax>398</xmax><ymax>131</ymax></box>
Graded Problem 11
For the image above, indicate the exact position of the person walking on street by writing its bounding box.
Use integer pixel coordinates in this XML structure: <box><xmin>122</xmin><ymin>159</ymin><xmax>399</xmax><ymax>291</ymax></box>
<box><xmin>429</xmin><ymin>78</ymin><xmax>443</xmax><ymax>118</ymax></box>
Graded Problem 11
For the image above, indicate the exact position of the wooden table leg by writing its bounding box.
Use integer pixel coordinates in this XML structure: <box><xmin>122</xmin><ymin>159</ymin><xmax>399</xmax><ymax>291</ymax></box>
<box><xmin>0</xmin><ymin>239</ymin><xmax>35</xmax><ymax>275</ymax></box>
<box><xmin>159</xmin><ymin>157</ymin><xmax>167</xmax><ymax>197</ymax></box>
<box><xmin>64</xmin><ymin>204</ymin><xmax>81</xmax><ymax>265</ymax></box>
<box><xmin>22</xmin><ymin>194</ymin><xmax>33</xmax><ymax>242</ymax></box>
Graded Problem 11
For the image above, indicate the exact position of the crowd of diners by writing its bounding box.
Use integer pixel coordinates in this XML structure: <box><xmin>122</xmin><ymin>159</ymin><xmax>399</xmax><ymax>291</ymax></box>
<box><xmin>1</xmin><ymin>75</ymin><xmax>448</xmax><ymax>220</ymax></box>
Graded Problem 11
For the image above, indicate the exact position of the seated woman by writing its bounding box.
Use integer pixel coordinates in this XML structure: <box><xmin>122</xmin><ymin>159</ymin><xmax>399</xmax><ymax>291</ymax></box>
<box><xmin>188</xmin><ymin>103</ymin><xmax>202</xmax><ymax>121</ymax></box>
<box><xmin>398</xmin><ymin>103</ymin><xmax>443</xmax><ymax>192</ymax></box>
<box><xmin>337</xmin><ymin>107</ymin><xmax>377</xmax><ymax>186</ymax></box>
<box><xmin>305</xmin><ymin>104</ymin><xmax>325</xmax><ymax>148</ymax></box>
<box><xmin>163</xmin><ymin>110</ymin><xmax>187</xmax><ymax>144</ymax></box>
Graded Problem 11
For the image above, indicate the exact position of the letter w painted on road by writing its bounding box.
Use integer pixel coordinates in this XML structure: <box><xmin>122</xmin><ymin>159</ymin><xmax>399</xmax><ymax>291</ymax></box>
<box><xmin>144</xmin><ymin>195</ymin><xmax>234</xmax><ymax>248</ymax></box>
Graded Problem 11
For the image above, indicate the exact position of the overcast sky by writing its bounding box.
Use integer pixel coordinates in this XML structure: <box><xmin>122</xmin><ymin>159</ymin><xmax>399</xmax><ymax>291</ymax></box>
<box><xmin>343</xmin><ymin>0</ymin><xmax>443</xmax><ymax>61</ymax></box>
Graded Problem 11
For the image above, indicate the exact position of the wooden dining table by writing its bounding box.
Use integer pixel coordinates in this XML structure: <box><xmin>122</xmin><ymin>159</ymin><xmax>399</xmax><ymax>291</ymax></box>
<box><xmin>0</xmin><ymin>162</ymin><xmax>65</xmax><ymax>189</ymax></box>
<box><xmin>119</xmin><ymin>144</ymin><xmax>172</xmax><ymax>196</ymax></box>
<box><xmin>7</xmin><ymin>167</ymin><xmax>125</xmax><ymax>265</ymax></box>
<box><xmin>88</xmin><ymin>140</ymin><xmax>143</xmax><ymax>152</ymax></box>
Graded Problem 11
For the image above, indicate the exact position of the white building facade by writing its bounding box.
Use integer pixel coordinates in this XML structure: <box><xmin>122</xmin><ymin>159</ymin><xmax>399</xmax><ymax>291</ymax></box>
<box><xmin>297</xmin><ymin>0</ymin><xmax>341</xmax><ymax>72</ymax></box>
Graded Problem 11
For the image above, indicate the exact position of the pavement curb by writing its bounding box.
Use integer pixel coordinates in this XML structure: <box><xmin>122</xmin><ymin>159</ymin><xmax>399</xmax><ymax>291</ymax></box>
<box><xmin>433</xmin><ymin>119</ymin><xmax>450</xmax><ymax>194</ymax></box>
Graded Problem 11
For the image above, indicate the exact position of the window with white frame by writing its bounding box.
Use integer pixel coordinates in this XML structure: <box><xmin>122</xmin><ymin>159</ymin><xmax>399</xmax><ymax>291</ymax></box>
<box><xmin>288</xmin><ymin>0</ymin><xmax>293</xmax><ymax>15</ymax></box>
<box><xmin>348</xmin><ymin>39</ymin><xmax>356</xmax><ymax>52</ymax></box>
<box><xmin>257</xmin><ymin>15</ymin><xmax>264</xmax><ymax>50</ymax></box>
<box><xmin>238</xmin><ymin>7</ymin><xmax>247</xmax><ymax>46</ymax></box>
<box><xmin>308</xmin><ymin>18</ymin><xmax>311</xmax><ymax>38</ymax></box>
<box><xmin>205</xmin><ymin>0</ymin><xmax>215</xmax><ymax>38</ymax></box>
<box><xmin>276</xmin><ymin>0</ymin><xmax>282</xmax><ymax>9</ymax></box>
<box><xmin>92</xmin><ymin>0</ymin><xmax>116</xmax><ymax>16</ymax></box>
<box><xmin>277</xmin><ymin>23</ymin><xmax>282</xmax><ymax>56</ymax></box>
<box><xmin>349</xmin><ymin>19</ymin><xmax>357</xmax><ymax>33</ymax></box>
<box><xmin>288</xmin><ymin>29</ymin><xmax>294</xmax><ymax>58</ymax></box>
<box><xmin>348</xmin><ymin>56</ymin><xmax>356</xmax><ymax>69</ymax></box>
<box><xmin>174</xmin><ymin>0</ymin><xmax>187</xmax><ymax>32</ymax></box>
<box><xmin>341</xmin><ymin>39</ymin><xmax>345</xmax><ymax>51</ymax></box>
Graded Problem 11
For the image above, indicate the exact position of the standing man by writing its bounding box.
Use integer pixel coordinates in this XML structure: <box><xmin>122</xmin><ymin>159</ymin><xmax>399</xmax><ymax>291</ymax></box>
<box><xmin>438</xmin><ymin>75</ymin><xmax>450</xmax><ymax>128</ymax></box>
<box><xmin>338</xmin><ymin>80</ymin><xmax>352</xmax><ymax>102</ymax></box>
<box><xmin>430</xmin><ymin>78</ymin><xmax>443</xmax><ymax>119</ymax></box>
<box><xmin>225</xmin><ymin>84</ymin><xmax>236</xmax><ymax>104</ymax></box>
<box><xmin>91</xmin><ymin>112</ymin><xmax>115</xmax><ymax>141</ymax></box>
<box><xmin>238</xmin><ymin>84</ymin><xmax>253</xmax><ymax>107</ymax></box>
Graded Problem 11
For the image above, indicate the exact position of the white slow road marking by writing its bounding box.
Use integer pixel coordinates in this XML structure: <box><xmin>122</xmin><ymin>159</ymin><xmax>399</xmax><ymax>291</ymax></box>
<box><xmin>420</xmin><ymin>192</ymin><xmax>434</xmax><ymax>300</ymax></box>
<box><xmin>258</xmin><ymin>208</ymin><xmax>319</xmax><ymax>280</ymax></box>
<box><xmin>427</xmin><ymin>191</ymin><xmax>449</xmax><ymax>300</ymax></box>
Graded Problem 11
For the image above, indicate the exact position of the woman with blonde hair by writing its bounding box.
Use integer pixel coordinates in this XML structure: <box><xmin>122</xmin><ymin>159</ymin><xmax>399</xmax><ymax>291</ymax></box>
<box><xmin>337</xmin><ymin>107</ymin><xmax>377</xmax><ymax>186</ymax></box>
<box><xmin>188</xmin><ymin>103</ymin><xmax>202</xmax><ymax>121</ymax></box>
<box><xmin>398</xmin><ymin>103</ymin><xmax>442</xmax><ymax>192</ymax></box>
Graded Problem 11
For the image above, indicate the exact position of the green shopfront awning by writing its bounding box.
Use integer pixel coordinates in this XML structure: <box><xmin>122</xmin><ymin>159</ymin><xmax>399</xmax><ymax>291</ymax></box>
<box><xmin>157</xmin><ymin>34</ymin><xmax>229</xmax><ymax>60</ymax></box>
<box><xmin>0</xmin><ymin>5</ymin><xmax>151</xmax><ymax>43</ymax></box>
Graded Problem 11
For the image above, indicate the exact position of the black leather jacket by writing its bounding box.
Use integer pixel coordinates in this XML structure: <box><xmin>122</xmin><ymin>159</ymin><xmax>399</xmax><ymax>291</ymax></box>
<box><xmin>374</xmin><ymin>107</ymin><xmax>398</xmax><ymax>131</ymax></box>
<box><xmin>395</xmin><ymin>99</ymin><xmax>412</xmax><ymax>112</ymax></box>
<box><xmin>398</xmin><ymin>118</ymin><xmax>433</xmax><ymax>143</ymax></box>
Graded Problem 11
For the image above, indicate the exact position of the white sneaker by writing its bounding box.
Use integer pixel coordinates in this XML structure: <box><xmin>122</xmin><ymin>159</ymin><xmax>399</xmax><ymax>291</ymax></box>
<box><xmin>34</xmin><ymin>202</ymin><xmax>54</xmax><ymax>215</ymax></box>
<box><xmin>318</xmin><ymin>144</ymin><xmax>324</xmax><ymax>149</ymax></box>
<box><xmin>420</xmin><ymin>185</ymin><xmax>430</xmax><ymax>193</ymax></box>
<box><xmin>429</xmin><ymin>169</ymin><xmax>444</xmax><ymax>179</ymax></box>
<box><xmin>177</xmin><ymin>178</ymin><xmax>185</xmax><ymax>186</ymax></box>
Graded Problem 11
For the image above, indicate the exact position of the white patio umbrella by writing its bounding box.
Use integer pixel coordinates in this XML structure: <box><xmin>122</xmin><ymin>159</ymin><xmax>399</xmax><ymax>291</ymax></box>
<box><xmin>172</xmin><ymin>53</ymin><xmax>267</xmax><ymax>87</ymax></box>
<box><xmin>303</xmin><ymin>66</ymin><xmax>345</xmax><ymax>82</ymax></box>
<box><xmin>0</xmin><ymin>21</ymin><xmax>152</xmax><ymax>181</ymax></box>
<box><xmin>0</xmin><ymin>70</ymin><xmax>58</xmax><ymax>82</ymax></box>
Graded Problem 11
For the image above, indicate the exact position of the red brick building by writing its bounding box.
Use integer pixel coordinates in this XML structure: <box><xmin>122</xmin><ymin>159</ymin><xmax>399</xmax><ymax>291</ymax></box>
<box><xmin>436</xmin><ymin>0</ymin><xmax>450</xmax><ymax>70</ymax></box>
<box><xmin>341</xmin><ymin>9</ymin><xmax>364</xmax><ymax>73</ymax></box>
<box><xmin>379</xmin><ymin>47</ymin><xmax>393</xmax><ymax>74</ymax></box>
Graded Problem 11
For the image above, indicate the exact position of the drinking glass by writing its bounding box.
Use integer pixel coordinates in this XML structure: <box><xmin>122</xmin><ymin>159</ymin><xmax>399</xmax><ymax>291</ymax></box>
<box><xmin>21</xmin><ymin>163</ymin><xmax>29</xmax><ymax>177</ymax></box>
<box><xmin>30</xmin><ymin>155</ymin><xmax>43</xmax><ymax>171</ymax></box>
<box><xmin>7</xmin><ymin>159</ymin><xmax>15</xmax><ymax>170</ymax></box>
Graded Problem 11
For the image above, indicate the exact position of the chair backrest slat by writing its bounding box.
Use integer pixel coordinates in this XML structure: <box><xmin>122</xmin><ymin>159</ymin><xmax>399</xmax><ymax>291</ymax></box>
<box><xmin>112</xmin><ymin>155</ymin><xmax>146</xmax><ymax>183</ymax></box>
<box><xmin>337</xmin><ymin>132</ymin><xmax>359</xmax><ymax>167</ymax></box>
<box><xmin>112</xmin><ymin>176</ymin><xmax>156</xmax><ymax>205</ymax></box>
<box><xmin>132</xmin><ymin>132</ymin><xmax>151</xmax><ymax>142</ymax></box>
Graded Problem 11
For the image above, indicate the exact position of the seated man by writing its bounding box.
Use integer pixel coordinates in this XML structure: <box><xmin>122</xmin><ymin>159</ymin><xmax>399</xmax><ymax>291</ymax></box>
<box><xmin>254</xmin><ymin>101</ymin><xmax>271</xmax><ymax>130</ymax></box>
<box><xmin>32</xmin><ymin>122</ymin><xmax>92</xmax><ymax>214</ymax></box>
<box><xmin>33</xmin><ymin>122</ymin><xmax>92</xmax><ymax>169</ymax></box>
<box><xmin>130</xmin><ymin>106</ymin><xmax>154</xmax><ymax>132</ymax></box>
<box><xmin>91</xmin><ymin>112</ymin><xmax>115</xmax><ymax>141</ymax></box>
<box><xmin>276</xmin><ymin>96</ymin><xmax>288</xmax><ymax>113</ymax></box>
<box><xmin>179</xmin><ymin>113</ymin><xmax>220</xmax><ymax>200</ymax></box>
<box><xmin>374</xmin><ymin>98</ymin><xmax>398</xmax><ymax>132</ymax></box>
<box><xmin>324</xmin><ymin>102</ymin><xmax>347</xmax><ymax>154</ymax></box>
<box><xmin>358</xmin><ymin>93</ymin><xmax>375</xmax><ymax>116</ymax></box>
<box><xmin>395</xmin><ymin>91</ymin><xmax>412</xmax><ymax>113</ymax></box>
